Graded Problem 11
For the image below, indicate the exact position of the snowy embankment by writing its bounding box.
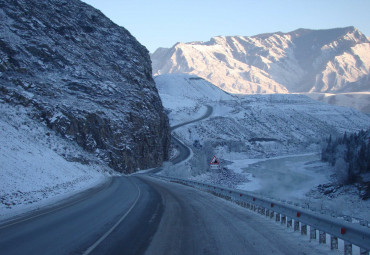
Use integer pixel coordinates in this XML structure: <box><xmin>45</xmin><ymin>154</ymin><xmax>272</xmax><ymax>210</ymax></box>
<box><xmin>155</xmin><ymin>73</ymin><xmax>370</xmax><ymax>221</ymax></box>
<box><xmin>0</xmin><ymin>103</ymin><xmax>112</xmax><ymax>220</ymax></box>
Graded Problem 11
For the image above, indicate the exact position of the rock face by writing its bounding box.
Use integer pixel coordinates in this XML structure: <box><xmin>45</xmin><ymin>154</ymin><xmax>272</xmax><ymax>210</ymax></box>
<box><xmin>151</xmin><ymin>27</ymin><xmax>370</xmax><ymax>95</ymax></box>
<box><xmin>0</xmin><ymin>0</ymin><xmax>170</xmax><ymax>173</ymax></box>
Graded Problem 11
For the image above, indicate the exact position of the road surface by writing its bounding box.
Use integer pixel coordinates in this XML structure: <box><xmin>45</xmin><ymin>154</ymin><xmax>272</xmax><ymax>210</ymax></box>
<box><xmin>150</xmin><ymin>105</ymin><xmax>212</xmax><ymax>173</ymax></box>
<box><xmin>0</xmin><ymin>105</ymin><xmax>330</xmax><ymax>254</ymax></box>
<box><xmin>0</xmin><ymin>177</ymin><xmax>162</xmax><ymax>255</ymax></box>
<box><xmin>170</xmin><ymin>105</ymin><xmax>213</xmax><ymax>131</ymax></box>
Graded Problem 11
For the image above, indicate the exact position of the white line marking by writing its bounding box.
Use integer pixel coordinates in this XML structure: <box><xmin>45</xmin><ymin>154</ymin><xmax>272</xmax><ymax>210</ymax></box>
<box><xmin>83</xmin><ymin>178</ymin><xmax>141</xmax><ymax>255</ymax></box>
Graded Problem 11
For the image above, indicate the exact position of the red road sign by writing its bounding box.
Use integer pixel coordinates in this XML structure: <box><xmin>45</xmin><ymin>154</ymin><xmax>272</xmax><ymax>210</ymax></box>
<box><xmin>210</xmin><ymin>155</ymin><xmax>220</xmax><ymax>165</ymax></box>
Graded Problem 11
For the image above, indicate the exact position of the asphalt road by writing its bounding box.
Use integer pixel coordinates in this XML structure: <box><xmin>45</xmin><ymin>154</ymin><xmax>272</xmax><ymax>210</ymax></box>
<box><xmin>0</xmin><ymin>177</ymin><xmax>163</xmax><ymax>255</ymax></box>
<box><xmin>141</xmin><ymin>176</ymin><xmax>330</xmax><ymax>255</ymax></box>
<box><xmin>170</xmin><ymin>105</ymin><xmax>213</xmax><ymax>131</ymax></box>
<box><xmin>0</xmin><ymin>104</ymin><xmax>329</xmax><ymax>254</ymax></box>
<box><xmin>150</xmin><ymin>105</ymin><xmax>213</xmax><ymax>173</ymax></box>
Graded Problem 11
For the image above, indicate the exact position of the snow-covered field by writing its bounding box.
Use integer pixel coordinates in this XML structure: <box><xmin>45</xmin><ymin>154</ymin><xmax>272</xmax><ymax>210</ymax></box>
<box><xmin>0</xmin><ymin>103</ymin><xmax>113</xmax><ymax>220</ymax></box>
<box><xmin>155</xmin><ymin>73</ymin><xmax>370</xmax><ymax>221</ymax></box>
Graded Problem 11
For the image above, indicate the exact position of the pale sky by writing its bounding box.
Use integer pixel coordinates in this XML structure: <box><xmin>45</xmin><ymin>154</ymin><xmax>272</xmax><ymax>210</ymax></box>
<box><xmin>82</xmin><ymin>0</ymin><xmax>370</xmax><ymax>53</ymax></box>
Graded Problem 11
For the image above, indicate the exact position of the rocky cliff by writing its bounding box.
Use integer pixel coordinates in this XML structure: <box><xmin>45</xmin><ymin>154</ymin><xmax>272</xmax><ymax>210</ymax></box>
<box><xmin>0</xmin><ymin>0</ymin><xmax>170</xmax><ymax>173</ymax></box>
<box><xmin>151</xmin><ymin>27</ymin><xmax>370</xmax><ymax>95</ymax></box>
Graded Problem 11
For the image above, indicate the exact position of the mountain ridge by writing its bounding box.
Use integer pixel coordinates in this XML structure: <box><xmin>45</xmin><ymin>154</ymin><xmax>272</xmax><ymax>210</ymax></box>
<box><xmin>151</xmin><ymin>26</ymin><xmax>370</xmax><ymax>97</ymax></box>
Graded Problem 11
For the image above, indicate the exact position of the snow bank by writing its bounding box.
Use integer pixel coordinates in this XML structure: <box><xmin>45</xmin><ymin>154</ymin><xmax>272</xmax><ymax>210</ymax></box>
<box><xmin>0</xmin><ymin>103</ymin><xmax>112</xmax><ymax>220</ymax></box>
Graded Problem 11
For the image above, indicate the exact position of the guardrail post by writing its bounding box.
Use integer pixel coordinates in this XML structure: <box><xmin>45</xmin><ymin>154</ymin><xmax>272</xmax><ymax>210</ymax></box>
<box><xmin>265</xmin><ymin>209</ymin><xmax>270</xmax><ymax>217</ymax></box>
<box><xmin>281</xmin><ymin>215</ymin><xmax>286</xmax><ymax>225</ymax></box>
<box><xmin>359</xmin><ymin>219</ymin><xmax>368</xmax><ymax>227</ymax></box>
<box><xmin>360</xmin><ymin>248</ymin><xmax>369</xmax><ymax>255</ymax></box>
<box><xmin>344</xmin><ymin>241</ymin><xmax>352</xmax><ymax>255</ymax></box>
<box><xmin>294</xmin><ymin>220</ymin><xmax>299</xmax><ymax>232</ymax></box>
<box><xmin>344</xmin><ymin>216</ymin><xmax>352</xmax><ymax>223</ymax></box>
<box><xmin>310</xmin><ymin>227</ymin><xmax>316</xmax><ymax>240</ymax></box>
<box><xmin>287</xmin><ymin>217</ymin><xmax>292</xmax><ymax>228</ymax></box>
<box><xmin>301</xmin><ymin>224</ymin><xmax>307</xmax><ymax>235</ymax></box>
<box><xmin>330</xmin><ymin>235</ymin><xmax>338</xmax><ymax>250</ymax></box>
<box><xmin>319</xmin><ymin>231</ymin><xmax>326</xmax><ymax>244</ymax></box>
<box><xmin>275</xmin><ymin>213</ymin><xmax>280</xmax><ymax>222</ymax></box>
<box><xmin>270</xmin><ymin>210</ymin><xmax>274</xmax><ymax>219</ymax></box>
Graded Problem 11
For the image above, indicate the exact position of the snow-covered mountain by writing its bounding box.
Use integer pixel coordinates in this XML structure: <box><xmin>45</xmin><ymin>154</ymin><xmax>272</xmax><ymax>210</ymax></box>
<box><xmin>0</xmin><ymin>0</ymin><xmax>170</xmax><ymax>173</ymax></box>
<box><xmin>152</xmin><ymin>27</ymin><xmax>370</xmax><ymax>111</ymax></box>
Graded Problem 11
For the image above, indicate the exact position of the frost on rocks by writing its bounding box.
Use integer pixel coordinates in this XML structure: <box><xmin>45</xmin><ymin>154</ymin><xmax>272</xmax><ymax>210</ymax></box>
<box><xmin>0</xmin><ymin>0</ymin><xmax>170</xmax><ymax>174</ymax></box>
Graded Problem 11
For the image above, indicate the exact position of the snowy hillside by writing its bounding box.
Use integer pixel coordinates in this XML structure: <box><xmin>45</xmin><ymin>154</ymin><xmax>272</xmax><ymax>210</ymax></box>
<box><xmin>156</xmin><ymin>74</ymin><xmax>370</xmax><ymax>220</ymax></box>
<box><xmin>154</xmin><ymin>74</ymin><xmax>234</xmax><ymax>125</ymax></box>
<box><xmin>155</xmin><ymin>74</ymin><xmax>234</xmax><ymax>102</ymax></box>
<box><xmin>152</xmin><ymin>27</ymin><xmax>370</xmax><ymax>112</ymax></box>
<box><xmin>0</xmin><ymin>103</ymin><xmax>111</xmax><ymax>220</ymax></box>
<box><xmin>156</xmin><ymin>74</ymin><xmax>370</xmax><ymax>155</ymax></box>
<box><xmin>174</xmin><ymin>93</ymin><xmax>370</xmax><ymax>159</ymax></box>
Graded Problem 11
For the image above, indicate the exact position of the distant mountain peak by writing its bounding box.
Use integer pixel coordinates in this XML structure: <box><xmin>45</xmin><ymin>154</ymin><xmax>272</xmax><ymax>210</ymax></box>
<box><xmin>151</xmin><ymin>27</ymin><xmax>370</xmax><ymax>96</ymax></box>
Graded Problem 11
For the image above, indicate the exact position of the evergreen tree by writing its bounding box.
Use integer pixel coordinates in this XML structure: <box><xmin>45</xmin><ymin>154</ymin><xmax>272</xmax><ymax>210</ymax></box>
<box><xmin>321</xmin><ymin>129</ymin><xmax>370</xmax><ymax>184</ymax></box>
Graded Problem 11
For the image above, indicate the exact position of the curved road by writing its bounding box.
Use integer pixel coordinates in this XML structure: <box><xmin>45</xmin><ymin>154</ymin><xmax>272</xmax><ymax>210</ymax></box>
<box><xmin>170</xmin><ymin>105</ymin><xmax>213</xmax><ymax>131</ymax></box>
<box><xmin>151</xmin><ymin>105</ymin><xmax>212</xmax><ymax>173</ymax></box>
<box><xmin>0</xmin><ymin>105</ymin><xmax>328</xmax><ymax>254</ymax></box>
<box><xmin>171</xmin><ymin>105</ymin><xmax>212</xmax><ymax>164</ymax></box>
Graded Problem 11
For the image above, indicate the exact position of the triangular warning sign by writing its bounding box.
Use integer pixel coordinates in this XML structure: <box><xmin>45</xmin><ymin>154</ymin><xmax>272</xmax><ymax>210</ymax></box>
<box><xmin>210</xmin><ymin>155</ymin><xmax>220</xmax><ymax>165</ymax></box>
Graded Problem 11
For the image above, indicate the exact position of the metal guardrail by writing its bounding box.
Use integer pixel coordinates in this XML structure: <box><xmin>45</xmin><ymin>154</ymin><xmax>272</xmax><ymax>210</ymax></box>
<box><xmin>156</xmin><ymin>175</ymin><xmax>370</xmax><ymax>255</ymax></box>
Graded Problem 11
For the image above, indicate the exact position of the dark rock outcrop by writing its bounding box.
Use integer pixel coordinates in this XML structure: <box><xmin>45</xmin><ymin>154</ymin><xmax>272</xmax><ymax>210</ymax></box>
<box><xmin>0</xmin><ymin>0</ymin><xmax>170</xmax><ymax>173</ymax></box>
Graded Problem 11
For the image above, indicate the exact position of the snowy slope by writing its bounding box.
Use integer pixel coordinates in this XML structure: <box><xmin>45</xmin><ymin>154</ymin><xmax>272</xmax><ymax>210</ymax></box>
<box><xmin>0</xmin><ymin>103</ymin><xmax>111</xmax><ymax>220</ymax></box>
<box><xmin>156</xmin><ymin>74</ymin><xmax>370</xmax><ymax>220</ymax></box>
<box><xmin>155</xmin><ymin>74</ymin><xmax>235</xmax><ymax>126</ymax></box>
<box><xmin>174</xmin><ymin>93</ymin><xmax>369</xmax><ymax>159</ymax></box>
<box><xmin>156</xmin><ymin>74</ymin><xmax>370</xmax><ymax>159</ymax></box>
<box><xmin>155</xmin><ymin>74</ymin><xmax>234</xmax><ymax>102</ymax></box>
